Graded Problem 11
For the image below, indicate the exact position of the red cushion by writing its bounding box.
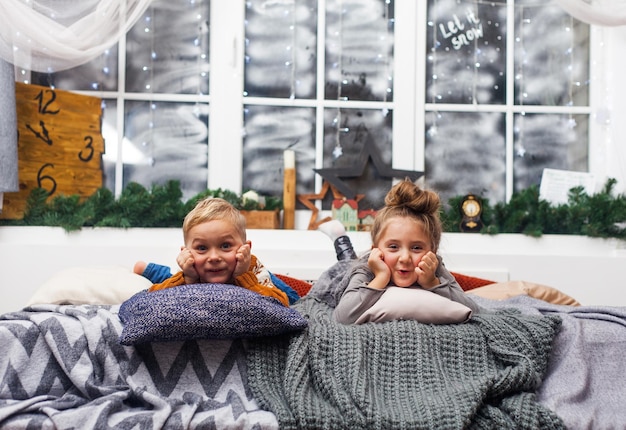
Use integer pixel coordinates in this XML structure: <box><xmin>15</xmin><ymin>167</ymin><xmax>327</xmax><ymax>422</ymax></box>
<box><xmin>275</xmin><ymin>274</ymin><xmax>313</xmax><ymax>297</ymax></box>
<box><xmin>275</xmin><ymin>272</ymin><xmax>492</xmax><ymax>297</ymax></box>
<box><xmin>451</xmin><ymin>272</ymin><xmax>495</xmax><ymax>291</ymax></box>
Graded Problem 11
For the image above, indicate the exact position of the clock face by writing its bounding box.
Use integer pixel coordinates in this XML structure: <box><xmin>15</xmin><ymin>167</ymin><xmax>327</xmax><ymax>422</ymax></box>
<box><xmin>462</xmin><ymin>198</ymin><xmax>481</xmax><ymax>217</ymax></box>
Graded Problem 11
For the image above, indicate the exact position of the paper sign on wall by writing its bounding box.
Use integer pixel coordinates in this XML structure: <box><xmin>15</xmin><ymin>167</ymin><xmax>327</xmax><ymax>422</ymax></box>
<box><xmin>539</xmin><ymin>168</ymin><xmax>596</xmax><ymax>206</ymax></box>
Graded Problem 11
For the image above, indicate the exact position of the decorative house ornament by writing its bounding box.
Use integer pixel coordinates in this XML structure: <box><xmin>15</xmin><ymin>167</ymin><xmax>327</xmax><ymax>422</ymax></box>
<box><xmin>332</xmin><ymin>198</ymin><xmax>359</xmax><ymax>231</ymax></box>
<box><xmin>459</xmin><ymin>194</ymin><xmax>483</xmax><ymax>232</ymax></box>
<box><xmin>357</xmin><ymin>208</ymin><xmax>377</xmax><ymax>231</ymax></box>
<box><xmin>313</xmin><ymin>136</ymin><xmax>423</xmax><ymax>200</ymax></box>
<box><xmin>297</xmin><ymin>181</ymin><xmax>364</xmax><ymax>230</ymax></box>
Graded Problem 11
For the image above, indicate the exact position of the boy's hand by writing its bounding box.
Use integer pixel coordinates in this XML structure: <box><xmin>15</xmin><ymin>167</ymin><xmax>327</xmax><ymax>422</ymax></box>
<box><xmin>177</xmin><ymin>247</ymin><xmax>200</xmax><ymax>284</ymax></box>
<box><xmin>367</xmin><ymin>247</ymin><xmax>391</xmax><ymax>289</ymax></box>
<box><xmin>416</xmin><ymin>251</ymin><xmax>439</xmax><ymax>289</ymax></box>
<box><xmin>233</xmin><ymin>241</ymin><xmax>252</xmax><ymax>279</ymax></box>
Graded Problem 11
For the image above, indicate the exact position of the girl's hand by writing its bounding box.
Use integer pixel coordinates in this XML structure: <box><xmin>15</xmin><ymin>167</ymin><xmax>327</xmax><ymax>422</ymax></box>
<box><xmin>177</xmin><ymin>246</ymin><xmax>200</xmax><ymax>284</ymax></box>
<box><xmin>367</xmin><ymin>247</ymin><xmax>391</xmax><ymax>289</ymax></box>
<box><xmin>233</xmin><ymin>241</ymin><xmax>252</xmax><ymax>279</ymax></box>
<box><xmin>416</xmin><ymin>251</ymin><xmax>439</xmax><ymax>289</ymax></box>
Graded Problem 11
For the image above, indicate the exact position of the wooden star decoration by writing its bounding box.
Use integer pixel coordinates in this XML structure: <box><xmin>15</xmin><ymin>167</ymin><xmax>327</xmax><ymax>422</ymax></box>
<box><xmin>297</xmin><ymin>181</ymin><xmax>364</xmax><ymax>230</ymax></box>
<box><xmin>314</xmin><ymin>135</ymin><xmax>424</xmax><ymax>199</ymax></box>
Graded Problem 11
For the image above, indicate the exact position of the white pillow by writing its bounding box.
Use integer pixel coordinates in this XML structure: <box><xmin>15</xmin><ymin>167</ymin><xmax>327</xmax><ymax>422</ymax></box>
<box><xmin>27</xmin><ymin>266</ymin><xmax>152</xmax><ymax>306</ymax></box>
<box><xmin>355</xmin><ymin>286</ymin><xmax>473</xmax><ymax>324</ymax></box>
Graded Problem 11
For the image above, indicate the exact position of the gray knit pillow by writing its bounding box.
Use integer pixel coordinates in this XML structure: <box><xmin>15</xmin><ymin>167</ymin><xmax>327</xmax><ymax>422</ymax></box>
<box><xmin>118</xmin><ymin>283</ymin><xmax>308</xmax><ymax>345</ymax></box>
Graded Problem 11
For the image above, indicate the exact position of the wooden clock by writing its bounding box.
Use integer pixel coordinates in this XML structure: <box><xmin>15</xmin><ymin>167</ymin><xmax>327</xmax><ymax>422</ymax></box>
<box><xmin>1</xmin><ymin>83</ymin><xmax>104</xmax><ymax>219</ymax></box>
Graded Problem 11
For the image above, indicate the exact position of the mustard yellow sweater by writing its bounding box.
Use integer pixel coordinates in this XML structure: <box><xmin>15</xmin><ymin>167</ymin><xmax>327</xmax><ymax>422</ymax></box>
<box><xmin>148</xmin><ymin>255</ymin><xmax>289</xmax><ymax>306</ymax></box>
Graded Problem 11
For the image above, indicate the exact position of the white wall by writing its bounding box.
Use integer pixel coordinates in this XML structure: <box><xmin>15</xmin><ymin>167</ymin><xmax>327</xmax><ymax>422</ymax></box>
<box><xmin>1</xmin><ymin>226</ymin><xmax>625</xmax><ymax>316</ymax></box>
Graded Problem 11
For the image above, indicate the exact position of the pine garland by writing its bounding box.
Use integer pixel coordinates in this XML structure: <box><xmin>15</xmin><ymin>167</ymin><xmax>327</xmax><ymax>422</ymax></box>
<box><xmin>3</xmin><ymin>178</ymin><xmax>626</xmax><ymax>241</ymax></box>
<box><xmin>441</xmin><ymin>178</ymin><xmax>626</xmax><ymax>240</ymax></box>
<box><xmin>0</xmin><ymin>181</ymin><xmax>282</xmax><ymax>232</ymax></box>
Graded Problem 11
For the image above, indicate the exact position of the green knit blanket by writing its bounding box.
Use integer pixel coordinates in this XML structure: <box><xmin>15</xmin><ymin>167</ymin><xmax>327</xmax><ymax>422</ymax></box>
<box><xmin>247</xmin><ymin>295</ymin><xmax>564</xmax><ymax>429</ymax></box>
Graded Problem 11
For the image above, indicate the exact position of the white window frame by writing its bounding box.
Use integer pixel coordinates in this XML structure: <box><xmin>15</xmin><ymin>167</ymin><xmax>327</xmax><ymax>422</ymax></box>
<box><xmin>63</xmin><ymin>0</ymin><xmax>623</xmax><ymax>211</ymax></box>
<box><xmin>208</xmin><ymin>0</ymin><xmax>621</xmax><ymax>204</ymax></box>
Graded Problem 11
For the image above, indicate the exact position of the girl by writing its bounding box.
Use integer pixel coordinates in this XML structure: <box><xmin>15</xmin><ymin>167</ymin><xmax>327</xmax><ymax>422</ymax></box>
<box><xmin>333</xmin><ymin>179</ymin><xmax>481</xmax><ymax>324</ymax></box>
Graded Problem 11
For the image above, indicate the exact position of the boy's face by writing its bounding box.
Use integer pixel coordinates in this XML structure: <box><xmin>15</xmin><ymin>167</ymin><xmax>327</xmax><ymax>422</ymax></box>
<box><xmin>185</xmin><ymin>219</ymin><xmax>245</xmax><ymax>284</ymax></box>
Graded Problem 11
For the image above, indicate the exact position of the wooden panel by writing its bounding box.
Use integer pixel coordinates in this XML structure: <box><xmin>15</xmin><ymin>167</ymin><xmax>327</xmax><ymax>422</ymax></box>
<box><xmin>1</xmin><ymin>83</ymin><xmax>104</xmax><ymax>219</ymax></box>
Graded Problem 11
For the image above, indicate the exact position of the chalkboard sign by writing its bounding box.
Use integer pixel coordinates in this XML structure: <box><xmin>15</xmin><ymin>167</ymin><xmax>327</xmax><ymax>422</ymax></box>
<box><xmin>1</xmin><ymin>83</ymin><xmax>104</xmax><ymax>219</ymax></box>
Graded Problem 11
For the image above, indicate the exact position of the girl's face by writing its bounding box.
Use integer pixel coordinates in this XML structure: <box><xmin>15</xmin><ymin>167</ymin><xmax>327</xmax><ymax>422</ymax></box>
<box><xmin>375</xmin><ymin>216</ymin><xmax>433</xmax><ymax>287</ymax></box>
<box><xmin>185</xmin><ymin>219</ymin><xmax>245</xmax><ymax>284</ymax></box>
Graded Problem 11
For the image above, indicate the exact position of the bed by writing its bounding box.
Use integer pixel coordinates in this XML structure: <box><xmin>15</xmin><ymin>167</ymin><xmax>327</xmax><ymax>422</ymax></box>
<box><xmin>1</xmin><ymin>260</ymin><xmax>625</xmax><ymax>429</ymax></box>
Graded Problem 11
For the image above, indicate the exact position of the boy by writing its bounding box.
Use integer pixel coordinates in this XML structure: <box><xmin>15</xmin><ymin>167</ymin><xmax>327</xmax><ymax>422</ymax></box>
<box><xmin>137</xmin><ymin>197</ymin><xmax>289</xmax><ymax>306</ymax></box>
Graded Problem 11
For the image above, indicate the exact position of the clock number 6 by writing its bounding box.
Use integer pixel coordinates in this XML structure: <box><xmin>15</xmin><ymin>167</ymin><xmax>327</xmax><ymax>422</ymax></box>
<box><xmin>37</xmin><ymin>163</ymin><xmax>57</xmax><ymax>196</ymax></box>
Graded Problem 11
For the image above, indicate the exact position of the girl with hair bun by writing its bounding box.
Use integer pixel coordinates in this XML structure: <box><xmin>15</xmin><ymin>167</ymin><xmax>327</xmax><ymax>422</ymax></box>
<box><xmin>334</xmin><ymin>179</ymin><xmax>481</xmax><ymax>324</ymax></box>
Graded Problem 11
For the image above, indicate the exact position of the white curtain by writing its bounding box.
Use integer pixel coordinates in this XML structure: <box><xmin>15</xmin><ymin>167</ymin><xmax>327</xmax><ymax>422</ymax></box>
<box><xmin>0</xmin><ymin>0</ymin><xmax>153</xmax><ymax>73</ymax></box>
<box><xmin>554</xmin><ymin>0</ymin><xmax>626</xmax><ymax>26</ymax></box>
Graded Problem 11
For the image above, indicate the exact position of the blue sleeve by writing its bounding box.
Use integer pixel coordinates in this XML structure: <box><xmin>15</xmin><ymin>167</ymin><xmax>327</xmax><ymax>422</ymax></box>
<box><xmin>269</xmin><ymin>272</ymin><xmax>300</xmax><ymax>305</ymax></box>
<box><xmin>141</xmin><ymin>262</ymin><xmax>173</xmax><ymax>284</ymax></box>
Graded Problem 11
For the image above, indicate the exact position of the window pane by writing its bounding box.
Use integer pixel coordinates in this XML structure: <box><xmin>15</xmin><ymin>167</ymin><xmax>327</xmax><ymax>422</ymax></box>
<box><xmin>513</xmin><ymin>113</ymin><xmax>588</xmax><ymax>192</ymax></box>
<box><xmin>514</xmin><ymin>3</ymin><xmax>589</xmax><ymax>106</ymax></box>
<box><xmin>244</xmin><ymin>0</ymin><xmax>318</xmax><ymax>99</ymax></box>
<box><xmin>242</xmin><ymin>106</ymin><xmax>316</xmax><ymax>199</ymax></box>
<box><xmin>321</xmin><ymin>108</ymin><xmax>394</xmax><ymax>210</ymax></box>
<box><xmin>425</xmin><ymin>111</ymin><xmax>506</xmax><ymax>205</ymax></box>
<box><xmin>325</xmin><ymin>0</ymin><xmax>394</xmax><ymax>102</ymax></box>
<box><xmin>31</xmin><ymin>47</ymin><xmax>119</xmax><ymax>92</ymax></box>
<box><xmin>123</xmin><ymin>101</ymin><xmax>209</xmax><ymax>200</ymax></box>
<box><xmin>426</xmin><ymin>0</ymin><xmax>506</xmax><ymax>105</ymax></box>
<box><xmin>125</xmin><ymin>0</ymin><xmax>210</xmax><ymax>94</ymax></box>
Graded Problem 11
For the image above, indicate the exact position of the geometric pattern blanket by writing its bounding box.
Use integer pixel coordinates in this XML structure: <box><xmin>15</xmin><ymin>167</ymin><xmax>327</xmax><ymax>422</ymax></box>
<box><xmin>246</xmin><ymin>260</ymin><xmax>565</xmax><ymax>430</ymax></box>
<box><xmin>0</xmin><ymin>304</ymin><xmax>278</xmax><ymax>429</ymax></box>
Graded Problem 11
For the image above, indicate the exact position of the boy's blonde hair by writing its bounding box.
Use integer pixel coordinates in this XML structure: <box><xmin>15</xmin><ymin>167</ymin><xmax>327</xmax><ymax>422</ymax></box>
<box><xmin>182</xmin><ymin>197</ymin><xmax>247</xmax><ymax>243</ymax></box>
<box><xmin>370</xmin><ymin>179</ymin><xmax>442</xmax><ymax>253</ymax></box>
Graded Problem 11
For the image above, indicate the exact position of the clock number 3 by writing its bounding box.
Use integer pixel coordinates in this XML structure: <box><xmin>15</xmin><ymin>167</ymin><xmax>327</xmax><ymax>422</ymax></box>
<box><xmin>79</xmin><ymin>136</ymin><xmax>95</xmax><ymax>162</ymax></box>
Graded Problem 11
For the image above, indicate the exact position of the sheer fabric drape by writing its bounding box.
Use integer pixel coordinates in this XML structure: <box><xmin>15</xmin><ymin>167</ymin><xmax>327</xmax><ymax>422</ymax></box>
<box><xmin>0</xmin><ymin>0</ymin><xmax>152</xmax><ymax>73</ymax></box>
<box><xmin>554</xmin><ymin>0</ymin><xmax>626</xmax><ymax>26</ymax></box>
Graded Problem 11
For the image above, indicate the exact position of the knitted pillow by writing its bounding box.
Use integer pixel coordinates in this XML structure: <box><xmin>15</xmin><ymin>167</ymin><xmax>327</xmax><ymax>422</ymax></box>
<box><xmin>118</xmin><ymin>283</ymin><xmax>308</xmax><ymax>345</ymax></box>
<box><xmin>355</xmin><ymin>286</ymin><xmax>473</xmax><ymax>325</ymax></box>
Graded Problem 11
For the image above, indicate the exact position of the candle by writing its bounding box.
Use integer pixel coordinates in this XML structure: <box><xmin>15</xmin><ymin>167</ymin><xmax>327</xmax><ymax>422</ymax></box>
<box><xmin>283</xmin><ymin>150</ymin><xmax>296</xmax><ymax>229</ymax></box>
<box><xmin>284</xmin><ymin>149</ymin><xmax>295</xmax><ymax>169</ymax></box>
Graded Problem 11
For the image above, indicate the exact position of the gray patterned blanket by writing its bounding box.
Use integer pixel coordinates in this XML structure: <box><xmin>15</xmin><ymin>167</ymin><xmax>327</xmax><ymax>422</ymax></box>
<box><xmin>0</xmin><ymin>304</ymin><xmax>278</xmax><ymax>429</ymax></box>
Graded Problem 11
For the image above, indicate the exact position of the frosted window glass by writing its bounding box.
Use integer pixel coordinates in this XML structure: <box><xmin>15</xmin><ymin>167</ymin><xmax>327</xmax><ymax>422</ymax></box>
<box><xmin>426</xmin><ymin>0</ymin><xmax>507</xmax><ymax>105</ymax></box>
<box><xmin>513</xmin><ymin>113</ymin><xmax>588</xmax><ymax>192</ymax></box>
<box><xmin>425</xmin><ymin>111</ymin><xmax>506</xmax><ymax>205</ymax></box>
<box><xmin>514</xmin><ymin>4</ymin><xmax>589</xmax><ymax>106</ymax></box>
<box><xmin>325</xmin><ymin>0</ymin><xmax>394</xmax><ymax>102</ymax></box>
<box><xmin>242</xmin><ymin>106</ymin><xmax>316</xmax><ymax>199</ymax></box>
<box><xmin>125</xmin><ymin>0</ymin><xmax>210</xmax><ymax>95</ymax></box>
<box><xmin>244</xmin><ymin>0</ymin><xmax>317</xmax><ymax>99</ymax></box>
<box><xmin>123</xmin><ymin>101</ymin><xmax>209</xmax><ymax>201</ymax></box>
